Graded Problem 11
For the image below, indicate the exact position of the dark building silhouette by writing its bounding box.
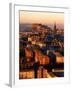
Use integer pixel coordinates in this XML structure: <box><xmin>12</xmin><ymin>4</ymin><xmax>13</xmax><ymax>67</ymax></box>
<box><xmin>54</xmin><ymin>22</ymin><xmax>57</xmax><ymax>35</ymax></box>
<box><xmin>34</xmin><ymin>61</ymin><xmax>40</xmax><ymax>78</ymax></box>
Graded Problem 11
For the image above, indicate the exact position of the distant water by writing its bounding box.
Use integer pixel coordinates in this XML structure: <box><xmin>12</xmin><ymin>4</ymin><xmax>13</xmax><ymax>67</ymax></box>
<box><xmin>19</xmin><ymin>24</ymin><xmax>32</xmax><ymax>32</ymax></box>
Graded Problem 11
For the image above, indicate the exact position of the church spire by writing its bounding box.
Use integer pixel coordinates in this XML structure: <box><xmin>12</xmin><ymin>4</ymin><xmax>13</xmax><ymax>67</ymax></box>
<box><xmin>54</xmin><ymin>22</ymin><xmax>57</xmax><ymax>35</ymax></box>
<box><xmin>54</xmin><ymin>22</ymin><xmax>56</xmax><ymax>30</ymax></box>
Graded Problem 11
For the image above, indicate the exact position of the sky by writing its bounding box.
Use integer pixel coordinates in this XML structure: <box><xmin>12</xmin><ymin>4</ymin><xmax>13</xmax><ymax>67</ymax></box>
<box><xmin>19</xmin><ymin>11</ymin><xmax>64</xmax><ymax>29</ymax></box>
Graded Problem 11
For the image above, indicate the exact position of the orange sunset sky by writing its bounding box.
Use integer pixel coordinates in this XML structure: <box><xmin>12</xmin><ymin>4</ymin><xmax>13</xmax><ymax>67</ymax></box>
<box><xmin>19</xmin><ymin>11</ymin><xmax>64</xmax><ymax>25</ymax></box>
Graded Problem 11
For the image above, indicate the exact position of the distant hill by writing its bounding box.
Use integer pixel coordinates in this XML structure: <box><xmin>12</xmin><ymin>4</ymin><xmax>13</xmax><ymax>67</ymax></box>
<box><xmin>19</xmin><ymin>23</ymin><xmax>64</xmax><ymax>32</ymax></box>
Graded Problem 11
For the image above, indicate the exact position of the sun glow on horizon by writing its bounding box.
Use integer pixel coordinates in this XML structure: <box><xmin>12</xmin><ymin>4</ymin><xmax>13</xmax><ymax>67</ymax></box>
<box><xmin>19</xmin><ymin>11</ymin><xmax>64</xmax><ymax>26</ymax></box>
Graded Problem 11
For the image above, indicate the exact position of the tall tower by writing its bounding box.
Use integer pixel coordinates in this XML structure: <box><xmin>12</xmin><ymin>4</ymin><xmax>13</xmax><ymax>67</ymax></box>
<box><xmin>54</xmin><ymin>22</ymin><xmax>56</xmax><ymax>30</ymax></box>
<box><xmin>54</xmin><ymin>22</ymin><xmax>57</xmax><ymax>35</ymax></box>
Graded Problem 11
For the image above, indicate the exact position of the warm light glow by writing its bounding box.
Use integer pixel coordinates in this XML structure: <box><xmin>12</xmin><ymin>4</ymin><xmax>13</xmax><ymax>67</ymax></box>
<box><xmin>19</xmin><ymin>11</ymin><xmax>64</xmax><ymax>25</ymax></box>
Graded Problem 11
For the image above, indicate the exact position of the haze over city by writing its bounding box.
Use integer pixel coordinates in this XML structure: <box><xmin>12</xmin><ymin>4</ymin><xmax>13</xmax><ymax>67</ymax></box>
<box><xmin>19</xmin><ymin>11</ymin><xmax>64</xmax><ymax>29</ymax></box>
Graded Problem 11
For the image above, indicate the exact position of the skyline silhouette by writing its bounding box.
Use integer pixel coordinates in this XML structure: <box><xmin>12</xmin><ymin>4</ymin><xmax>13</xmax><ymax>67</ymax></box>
<box><xmin>19</xmin><ymin>11</ymin><xmax>64</xmax><ymax>29</ymax></box>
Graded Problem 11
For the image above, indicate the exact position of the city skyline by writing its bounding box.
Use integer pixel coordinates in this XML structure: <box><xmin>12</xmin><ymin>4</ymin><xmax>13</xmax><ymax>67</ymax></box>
<box><xmin>19</xmin><ymin>11</ymin><xmax>64</xmax><ymax>29</ymax></box>
<box><xmin>19</xmin><ymin>10</ymin><xmax>64</xmax><ymax>79</ymax></box>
